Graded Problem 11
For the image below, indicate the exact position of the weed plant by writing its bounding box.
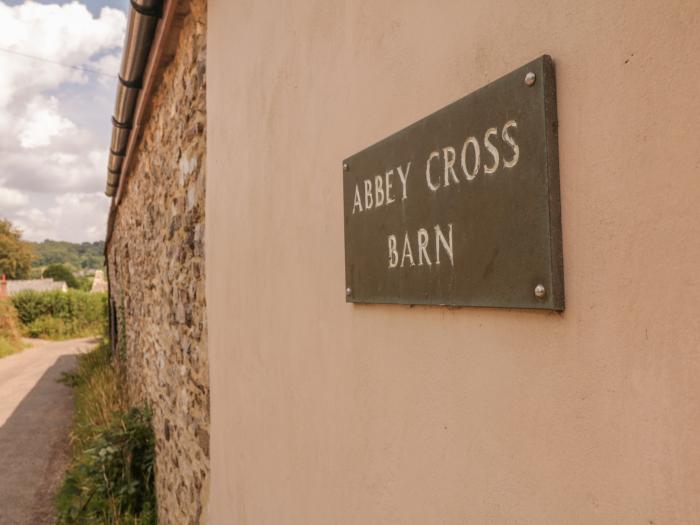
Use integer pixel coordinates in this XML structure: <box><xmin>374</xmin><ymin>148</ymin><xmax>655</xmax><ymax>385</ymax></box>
<box><xmin>56</xmin><ymin>340</ymin><xmax>156</xmax><ymax>524</ymax></box>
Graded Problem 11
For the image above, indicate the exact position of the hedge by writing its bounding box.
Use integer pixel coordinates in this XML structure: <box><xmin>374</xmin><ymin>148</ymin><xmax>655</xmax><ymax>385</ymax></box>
<box><xmin>11</xmin><ymin>290</ymin><xmax>107</xmax><ymax>340</ymax></box>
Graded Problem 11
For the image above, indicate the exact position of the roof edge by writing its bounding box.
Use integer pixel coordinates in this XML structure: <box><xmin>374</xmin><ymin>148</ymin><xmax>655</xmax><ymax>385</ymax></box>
<box><xmin>105</xmin><ymin>0</ymin><xmax>190</xmax><ymax>250</ymax></box>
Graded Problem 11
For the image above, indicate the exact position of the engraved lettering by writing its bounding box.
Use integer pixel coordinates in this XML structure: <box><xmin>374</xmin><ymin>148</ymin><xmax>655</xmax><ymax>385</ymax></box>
<box><xmin>385</xmin><ymin>169</ymin><xmax>395</xmax><ymax>205</ymax></box>
<box><xmin>364</xmin><ymin>179</ymin><xmax>373</xmax><ymax>210</ymax></box>
<box><xmin>352</xmin><ymin>184</ymin><xmax>363</xmax><ymax>214</ymax></box>
<box><xmin>400</xmin><ymin>231</ymin><xmax>415</xmax><ymax>267</ymax></box>
<box><xmin>388</xmin><ymin>234</ymin><xmax>398</xmax><ymax>268</ymax></box>
<box><xmin>502</xmin><ymin>120</ymin><xmax>519</xmax><ymax>168</ymax></box>
<box><xmin>417</xmin><ymin>228</ymin><xmax>431</xmax><ymax>266</ymax></box>
<box><xmin>442</xmin><ymin>146</ymin><xmax>459</xmax><ymax>187</ymax></box>
<box><xmin>483</xmin><ymin>127</ymin><xmax>499</xmax><ymax>174</ymax></box>
<box><xmin>434</xmin><ymin>223</ymin><xmax>454</xmax><ymax>266</ymax></box>
<box><xmin>397</xmin><ymin>162</ymin><xmax>411</xmax><ymax>200</ymax></box>
<box><xmin>461</xmin><ymin>137</ymin><xmax>480</xmax><ymax>181</ymax></box>
<box><xmin>426</xmin><ymin>151</ymin><xmax>440</xmax><ymax>191</ymax></box>
<box><xmin>374</xmin><ymin>174</ymin><xmax>385</xmax><ymax>207</ymax></box>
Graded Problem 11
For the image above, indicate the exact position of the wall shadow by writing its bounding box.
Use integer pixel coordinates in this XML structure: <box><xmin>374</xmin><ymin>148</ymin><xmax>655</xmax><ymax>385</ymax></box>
<box><xmin>0</xmin><ymin>354</ymin><xmax>76</xmax><ymax>525</ymax></box>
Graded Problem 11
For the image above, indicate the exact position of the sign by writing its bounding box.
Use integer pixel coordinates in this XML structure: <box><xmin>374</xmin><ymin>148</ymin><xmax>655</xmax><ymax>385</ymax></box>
<box><xmin>343</xmin><ymin>55</ymin><xmax>563</xmax><ymax>310</ymax></box>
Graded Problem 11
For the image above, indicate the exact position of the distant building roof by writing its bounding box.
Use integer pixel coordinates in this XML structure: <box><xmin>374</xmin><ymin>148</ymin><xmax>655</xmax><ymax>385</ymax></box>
<box><xmin>6</xmin><ymin>279</ymin><xmax>68</xmax><ymax>295</ymax></box>
<box><xmin>90</xmin><ymin>270</ymin><xmax>108</xmax><ymax>293</ymax></box>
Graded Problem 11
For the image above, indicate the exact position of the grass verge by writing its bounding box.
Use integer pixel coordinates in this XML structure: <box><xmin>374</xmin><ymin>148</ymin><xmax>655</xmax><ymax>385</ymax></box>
<box><xmin>56</xmin><ymin>339</ymin><xmax>157</xmax><ymax>524</ymax></box>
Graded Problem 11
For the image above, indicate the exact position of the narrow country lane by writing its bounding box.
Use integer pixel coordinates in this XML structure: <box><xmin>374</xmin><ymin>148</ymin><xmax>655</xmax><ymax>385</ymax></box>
<box><xmin>0</xmin><ymin>338</ymin><xmax>97</xmax><ymax>524</ymax></box>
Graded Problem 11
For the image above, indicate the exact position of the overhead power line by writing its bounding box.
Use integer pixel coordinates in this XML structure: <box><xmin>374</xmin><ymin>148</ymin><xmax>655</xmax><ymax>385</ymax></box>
<box><xmin>0</xmin><ymin>46</ymin><xmax>115</xmax><ymax>78</ymax></box>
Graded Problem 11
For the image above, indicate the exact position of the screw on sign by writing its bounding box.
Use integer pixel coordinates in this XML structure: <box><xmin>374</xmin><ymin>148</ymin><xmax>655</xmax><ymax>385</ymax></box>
<box><xmin>534</xmin><ymin>284</ymin><xmax>546</xmax><ymax>299</ymax></box>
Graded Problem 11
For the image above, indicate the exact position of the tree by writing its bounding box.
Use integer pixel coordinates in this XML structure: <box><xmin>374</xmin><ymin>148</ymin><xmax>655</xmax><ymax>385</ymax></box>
<box><xmin>0</xmin><ymin>219</ymin><xmax>34</xmax><ymax>279</ymax></box>
<box><xmin>31</xmin><ymin>239</ymin><xmax>104</xmax><ymax>269</ymax></box>
<box><xmin>43</xmin><ymin>263</ymin><xmax>79</xmax><ymax>289</ymax></box>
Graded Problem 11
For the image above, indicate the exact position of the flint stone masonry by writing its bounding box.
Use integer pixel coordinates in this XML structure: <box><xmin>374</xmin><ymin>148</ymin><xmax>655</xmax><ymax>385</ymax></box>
<box><xmin>106</xmin><ymin>1</ymin><xmax>208</xmax><ymax>523</ymax></box>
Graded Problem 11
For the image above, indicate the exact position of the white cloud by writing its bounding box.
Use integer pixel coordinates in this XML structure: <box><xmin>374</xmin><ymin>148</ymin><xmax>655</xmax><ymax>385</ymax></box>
<box><xmin>13</xmin><ymin>207</ymin><xmax>53</xmax><ymax>240</ymax></box>
<box><xmin>0</xmin><ymin>1</ymin><xmax>126</xmax><ymax>240</ymax></box>
<box><xmin>2</xmin><ymin>143</ymin><xmax>106</xmax><ymax>193</ymax></box>
<box><xmin>90</xmin><ymin>52</ymin><xmax>123</xmax><ymax>87</ymax></box>
<box><xmin>11</xmin><ymin>192</ymin><xmax>109</xmax><ymax>242</ymax></box>
<box><xmin>0</xmin><ymin>187</ymin><xmax>29</xmax><ymax>209</ymax></box>
<box><xmin>18</xmin><ymin>95</ymin><xmax>75</xmax><ymax>148</ymax></box>
<box><xmin>0</xmin><ymin>2</ymin><xmax>125</xmax><ymax>108</ymax></box>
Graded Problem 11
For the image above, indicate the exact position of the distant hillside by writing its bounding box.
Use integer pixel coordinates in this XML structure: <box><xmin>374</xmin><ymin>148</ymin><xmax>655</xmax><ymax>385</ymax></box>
<box><xmin>30</xmin><ymin>240</ymin><xmax>105</xmax><ymax>270</ymax></box>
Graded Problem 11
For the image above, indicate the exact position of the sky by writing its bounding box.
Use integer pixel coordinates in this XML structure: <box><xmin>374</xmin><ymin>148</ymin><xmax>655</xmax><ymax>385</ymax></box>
<box><xmin>0</xmin><ymin>0</ymin><xmax>129</xmax><ymax>242</ymax></box>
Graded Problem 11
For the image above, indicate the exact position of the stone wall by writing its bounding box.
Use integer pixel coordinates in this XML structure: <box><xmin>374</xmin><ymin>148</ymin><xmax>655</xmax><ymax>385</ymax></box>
<box><xmin>106</xmin><ymin>0</ymin><xmax>208</xmax><ymax>523</ymax></box>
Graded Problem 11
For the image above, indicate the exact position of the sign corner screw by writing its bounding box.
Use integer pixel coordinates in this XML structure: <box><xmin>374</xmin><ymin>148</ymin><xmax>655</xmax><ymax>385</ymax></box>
<box><xmin>524</xmin><ymin>71</ymin><xmax>536</xmax><ymax>86</ymax></box>
<box><xmin>345</xmin><ymin>287</ymin><xmax>352</xmax><ymax>297</ymax></box>
<box><xmin>534</xmin><ymin>284</ymin><xmax>546</xmax><ymax>299</ymax></box>
<box><xmin>343</xmin><ymin>162</ymin><xmax>349</xmax><ymax>172</ymax></box>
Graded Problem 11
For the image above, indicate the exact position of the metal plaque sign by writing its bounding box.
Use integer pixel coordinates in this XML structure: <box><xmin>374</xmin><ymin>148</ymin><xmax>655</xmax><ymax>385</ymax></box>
<box><xmin>343</xmin><ymin>55</ymin><xmax>563</xmax><ymax>310</ymax></box>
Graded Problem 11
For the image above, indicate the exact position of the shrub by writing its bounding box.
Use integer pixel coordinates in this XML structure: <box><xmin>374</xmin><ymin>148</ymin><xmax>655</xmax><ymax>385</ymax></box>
<box><xmin>76</xmin><ymin>276</ymin><xmax>94</xmax><ymax>292</ymax></box>
<box><xmin>43</xmin><ymin>263</ymin><xmax>79</xmax><ymax>289</ymax></box>
<box><xmin>0</xmin><ymin>299</ymin><xmax>23</xmax><ymax>358</ymax></box>
<box><xmin>0</xmin><ymin>337</ymin><xmax>19</xmax><ymax>358</ymax></box>
<box><xmin>11</xmin><ymin>290</ymin><xmax>107</xmax><ymax>340</ymax></box>
<box><xmin>24</xmin><ymin>316</ymin><xmax>70</xmax><ymax>339</ymax></box>
<box><xmin>0</xmin><ymin>299</ymin><xmax>21</xmax><ymax>340</ymax></box>
<box><xmin>57</xmin><ymin>342</ymin><xmax>156</xmax><ymax>524</ymax></box>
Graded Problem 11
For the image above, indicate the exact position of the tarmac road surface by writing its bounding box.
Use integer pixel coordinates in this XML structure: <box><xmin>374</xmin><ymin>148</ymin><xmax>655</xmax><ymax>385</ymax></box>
<box><xmin>0</xmin><ymin>338</ymin><xmax>97</xmax><ymax>524</ymax></box>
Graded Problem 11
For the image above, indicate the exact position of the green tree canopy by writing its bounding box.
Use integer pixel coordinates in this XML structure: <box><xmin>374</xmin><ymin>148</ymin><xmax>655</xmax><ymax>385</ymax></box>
<box><xmin>43</xmin><ymin>263</ymin><xmax>79</xmax><ymax>289</ymax></box>
<box><xmin>0</xmin><ymin>219</ymin><xmax>34</xmax><ymax>279</ymax></box>
<box><xmin>30</xmin><ymin>240</ymin><xmax>104</xmax><ymax>270</ymax></box>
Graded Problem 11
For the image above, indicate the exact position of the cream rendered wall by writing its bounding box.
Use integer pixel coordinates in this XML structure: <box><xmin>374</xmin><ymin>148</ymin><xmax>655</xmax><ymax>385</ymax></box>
<box><xmin>206</xmin><ymin>1</ymin><xmax>700</xmax><ymax>523</ymax></box>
